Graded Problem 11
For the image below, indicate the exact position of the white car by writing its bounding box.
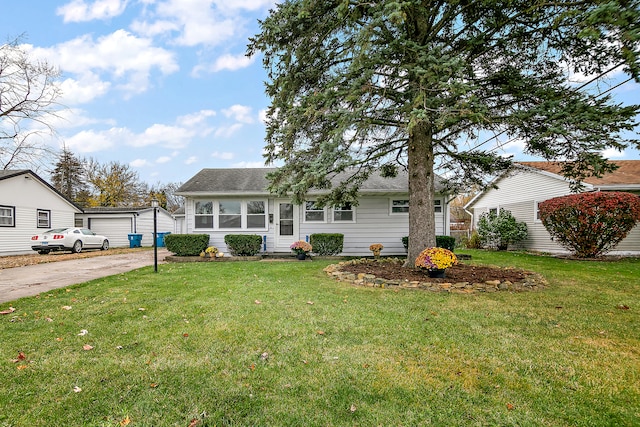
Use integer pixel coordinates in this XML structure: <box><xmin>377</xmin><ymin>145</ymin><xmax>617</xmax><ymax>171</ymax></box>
<box><xmin>31</xmin><ymin>228</ymin><xmax>109</xmax><ymax>255</ymax></box>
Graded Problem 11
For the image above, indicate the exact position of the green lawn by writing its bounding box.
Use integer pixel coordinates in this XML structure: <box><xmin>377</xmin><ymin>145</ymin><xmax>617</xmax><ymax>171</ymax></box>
<box><xmin>1</xmin><ymin>251</ymin><xmax>638</xmax><ymax>426</ymax></box>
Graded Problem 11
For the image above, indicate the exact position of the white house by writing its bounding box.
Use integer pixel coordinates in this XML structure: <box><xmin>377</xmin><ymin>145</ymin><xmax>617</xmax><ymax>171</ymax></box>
<box><xmin>0</xmin><ymin>170</ymin><xmax>82</xmax><ymax>255</ymax></box>
<box><xmin>175</xmin><ymin>168</ymin><xmax>451</xmax><ymax>256</ymax></box>
<box><xmin>465</xmin><ymin>161</ymin><xmax>640</xmax><ymax>254</ymax></box>
<box><xmin>76</xmin><ymin>207</ymin><xmax>176</xmax><ymax>248</ymax></box>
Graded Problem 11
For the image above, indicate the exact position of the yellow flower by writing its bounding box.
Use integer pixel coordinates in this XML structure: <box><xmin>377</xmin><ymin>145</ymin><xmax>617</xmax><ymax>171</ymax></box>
<box><xmin>205</xmin><ymin>246</ymin><xmax>218</xmax><ymax>254</ymax></box>
<box><xmin>369</xmin><ymin>243</ymin><xmax>384</xmax><ymax>251</ymax></box>
<box><xmin>414</xmin><ymin>247</ymin><xmax>457</xmax><ymax>270</ymax></box>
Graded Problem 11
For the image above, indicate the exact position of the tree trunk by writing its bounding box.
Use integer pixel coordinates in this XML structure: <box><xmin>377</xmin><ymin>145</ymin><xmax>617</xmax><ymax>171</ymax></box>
<box><xmin>405</xmin><ymin>120</ymin><xmax>436</xmax><ymax>267</ymax></box>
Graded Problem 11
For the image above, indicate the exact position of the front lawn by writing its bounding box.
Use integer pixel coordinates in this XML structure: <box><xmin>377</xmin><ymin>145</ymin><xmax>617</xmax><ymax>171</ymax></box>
<box><xmin>1</xmin><ymin>252</ymin><xmax>638</xmax><ymax>426</ymax></box>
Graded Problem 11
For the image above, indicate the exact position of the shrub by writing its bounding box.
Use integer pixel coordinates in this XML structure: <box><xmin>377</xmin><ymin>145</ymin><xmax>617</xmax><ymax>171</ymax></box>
<box><xmin>164</xmin><ymin>234</ymin><xmax>210</xmax><ymax>256</ymax></box>
<box><xmin>462</xmin><ymin>231</ymin><xmax>482</xmax><ymax>249</ymax></box>
<box><xmin>402</xmin><ymin>235</ymin><xmax>456</xmax><ymax>251</ymax></box>
<box><xmin>539</xmin><ymin>191</ymin><xmax>640</xmax><ymax>258</ymax></box>
<box><xmin>224</xmin><ymin>234</ymin><xmax>263</xmax><ymax>256</ymax></box>
<box><xmin>309</xmin><ymin>233</ymin><xmax>344</xmax><ymax>255</ymax></box>
<box><xmin>477</xmin><ymin>210</ymin><xmax>528</xmax><ymax>250</ymax></box>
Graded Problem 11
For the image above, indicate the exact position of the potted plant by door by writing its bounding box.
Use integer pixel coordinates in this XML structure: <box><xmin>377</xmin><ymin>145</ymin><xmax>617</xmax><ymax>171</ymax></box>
<box><xmin>290</xmin><ymin>241</ymin><xmax>312</xmax><ymax>260</ymax></box>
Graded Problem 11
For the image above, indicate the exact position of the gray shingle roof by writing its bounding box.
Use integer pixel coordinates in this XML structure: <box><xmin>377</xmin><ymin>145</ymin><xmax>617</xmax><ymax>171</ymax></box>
<box><xmin>176</xmin><ymin>167</ymin><xmax>445</xmax><ymax>196</ymax></box>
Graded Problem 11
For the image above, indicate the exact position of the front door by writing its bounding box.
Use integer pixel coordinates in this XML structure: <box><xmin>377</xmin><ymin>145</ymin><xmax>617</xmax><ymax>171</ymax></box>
<box><xmin>275</xmin><ymin>200</ymin><xmax>299</xmax><ymax>251</ymax></box>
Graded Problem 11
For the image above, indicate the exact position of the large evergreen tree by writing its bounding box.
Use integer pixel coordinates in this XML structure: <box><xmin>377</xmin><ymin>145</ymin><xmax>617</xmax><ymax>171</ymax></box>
<box><xmin>248</xmin><ymin>0</ymin><xmax>640</xmax><ymax>264</ymax></box>
<box><xmin>50</xmin><ymin>148</ymin><xmax>87</xmax><ymax>204</ymax></box>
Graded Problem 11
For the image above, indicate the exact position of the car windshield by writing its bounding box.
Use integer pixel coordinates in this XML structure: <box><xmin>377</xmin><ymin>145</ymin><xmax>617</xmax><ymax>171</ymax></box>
<box><xmin>45</xmin><ymin>228</ymin><xmax>70</xmax><ymax>233</ymax></box>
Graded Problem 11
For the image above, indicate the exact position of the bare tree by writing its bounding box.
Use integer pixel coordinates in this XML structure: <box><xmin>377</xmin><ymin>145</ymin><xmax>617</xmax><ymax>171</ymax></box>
<box><xmin>0</xmin><ymin>36</ymin><xmax>63</xmax><ymax>171</ymax></box>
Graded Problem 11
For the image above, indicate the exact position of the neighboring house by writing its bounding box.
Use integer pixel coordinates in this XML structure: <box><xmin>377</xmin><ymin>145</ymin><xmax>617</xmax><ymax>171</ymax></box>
<box><xmin>0</xmin><ymin>170</ymin><xmax>82</xmax><ymax>255</ymax></box>
<box><xmin>465</xmin><ymin>160</ymin><xmax>640</xmax><ymax>254</ymax></box>
<box><xmin>76</xmin><ymin>207</ymin><xmax>175</xmax><ymax>248</ymax></box>
<box><xmin>175</xmin><ymin>168</ymin><xmax>451</xmax><ymax>256</ymax></box>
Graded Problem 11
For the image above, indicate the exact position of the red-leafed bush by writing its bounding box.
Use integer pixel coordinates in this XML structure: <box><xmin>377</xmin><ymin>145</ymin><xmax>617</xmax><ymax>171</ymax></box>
<box><xmin>539</xmin><ymin>192</ymin><xmax>640</xmax><ymax>257</ymax></box>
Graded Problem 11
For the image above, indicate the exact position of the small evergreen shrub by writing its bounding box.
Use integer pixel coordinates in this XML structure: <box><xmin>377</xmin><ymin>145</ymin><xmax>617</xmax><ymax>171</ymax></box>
<box><xmin>164</xmin><ymin>234</ymin><xmax>209</xmax><ymax>256</ymax></box>
<box><xmin>224</xmin><ymin>234</ymin><xmax>263</xmax><ymax>256</ymax></box>
<box><xmin>539</xmin><ymin>191</ymin><xmax>640</xmax><ymax>258</ymax></box>
<box><xmin>477</xmin><ymin>210</ymin><xmax>528</xmax><ymax>250</ymax></box>
<box><xmin>309</xmin><ymin>233</ymin><xmax>344</xmax><ymax>255</ymax></box>
<box><xmin>402</xmin><ymin>235</ymin><xmax>456</xmax><ymax>251</ymax></box>
<box><xmin>436</xmin><ymin>235</ymin><xmax>456</xmax><ymax>251</ymax></box>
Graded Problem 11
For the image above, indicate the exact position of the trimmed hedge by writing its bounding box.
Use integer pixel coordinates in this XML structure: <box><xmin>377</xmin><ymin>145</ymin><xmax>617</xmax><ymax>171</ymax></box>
<box><xmin>224</xmin><ymin>234</ymin><xmax>263</xmax><ymax>256</ymax></box>
<box><xmin>309</xmin><ymin>233</ymin><xmax>344</xmax><ymax>256</ymax></box>
<box><xmin>539</xmin><ymin>191</ymin><xmax>640</xmax><ymax>257</ymax></box>
<box><xmin>402</xmin><ymin>235</ymin><xmax>457</xmax><ymax>251</ymax></box>
<box><xmin>164</xmin><ymin>234</ymin><xmax>210</xmax><ymax>256</ymax></box>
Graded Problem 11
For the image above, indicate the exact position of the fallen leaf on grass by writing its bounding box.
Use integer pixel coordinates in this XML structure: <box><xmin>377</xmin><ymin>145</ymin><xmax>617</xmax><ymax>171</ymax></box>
<box><xmin>78</xmin><ymin>329</ymin><xmax>88</xmax><ymax>336</ymax></box>
<box><xmin>249</xmin><ymin>363</ymin><xmax>256</xmax><ymax>371</ymax></box>
<box><xmin>188</xmin><ymin>418</ymin><xmax>200</xmax><ymax>427</ymax></box>
<box><xmin>11</xmin><ymin>352</ymin><xmax>27</xmax><ymax>363</ymax></box>
<box><xmin>61</xmin><ymin>306</ymin><xmax>72</xmax><ymax>311</ymax></box>
<box><xmin>56</xmin><ymin>337</ymin><xmax>63</xmax><ymax>342</ymax></box>
<box><xmin>254</xmin><ymin>300</ymin><xmax>262</xmax><ymax>304</ymax></box>
<box><xmin>82</xmin><ymin>344</ymin><xmax>94</xmax><ymax>351</ymax></box>
<box><xmin>506</xmin><ymin>403</ymin><xmax>515</xmax><ymax>411</ymax></box>
<box><xmin>73</xmin><ymin>386</ymin><xmax>82</xmax><ymax>393</ymax></box>
<box><xmin>183</xmin><ymin>333</ymin><xmax>189</xmax><ymax>337</ymax></box>
<box><xmin>306</xmin><ymin>301</ymin><xmax>314</xmax><ymax>305</ymax></box>
<box><xmin>120</xmin><ymin>416</ymin><xmax>131</xmax><ymax>426</ymax></box>
<box><xmin>316</xmin><ymin>330</ymin><xmax>325</xmax><ymax>335</ymax></box>
<box><xmin>349</xmin><ymin>404</ymin><xmax>357</xmax><ymax>413</ymax></box>
<box><xmin>260</xmin><ymin>352</ymin><xmax>269</xmax><ymax>360</ymax></box>
<box><xmin>150</xmin><ymin>383</ymin><xmax>159</xmax><ymax>388</ymax></box>
<box><xmin>616</xmin><ymin>305</ymin><xmax>630</xmax><ymax>310</ymax></box>
<box><xmin>16</xmin><ymin>365</ymin><xmax>28</xmax><ymax>370</ymax></box>
<box><xmin>45</xmin><ymin>317</ymin><xmax>53</xmax><ymax>322</ymax></box>
<box><xmin>0</xmin><ymin>307</ymin><xmax>16</xmax><ymax>315</ymax></box>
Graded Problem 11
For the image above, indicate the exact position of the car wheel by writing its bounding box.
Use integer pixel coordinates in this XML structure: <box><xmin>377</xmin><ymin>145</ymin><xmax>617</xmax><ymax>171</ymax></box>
<box><xmin>38</xmin><ymin>250</ymin><xmax>51</xmax><ymax>255</ymax></box>
<box><xmin>72</xmin><ymin>240</ymin><xmax>83</xmax><ymax>253</ymax></box>
<box><xmin>101</xmin><ymin>239</ymin><xmax>109</xmax><ymax>250</ymax></box>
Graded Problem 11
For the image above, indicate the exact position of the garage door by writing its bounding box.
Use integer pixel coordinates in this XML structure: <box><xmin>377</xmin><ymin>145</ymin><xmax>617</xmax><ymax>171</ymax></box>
<box><xmin>88</xmin><ymin>218</ymin><xmax>133</xmax><ymax>248</ymax></box>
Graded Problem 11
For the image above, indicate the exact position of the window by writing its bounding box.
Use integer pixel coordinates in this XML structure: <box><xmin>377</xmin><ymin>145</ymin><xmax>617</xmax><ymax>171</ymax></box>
<box><xmin>0</xmin><ymin>205</ymin><xmax>15</xmax><ymax>227</ymax></box>
<box><xmin>434</xmin><ymin>200</ymin><xmax>442</xmax><ymax>213</ymax></box>
<box><xmin>219</xmin><ymin>201</ymin><xmax>241</xmax><ymax>228</ymax></box>
<box><xmin>333</xmin><ymin>203</ymin><xmax>354</xmax><ymax>222</ymax></box>
<box><xmin>489</xmin><ymin>207</ymin><xmax>499</xmax><ymax>215</ymax></box>
<box><xmin>195</xmin><ymin>201</ymin><xmax>213</xmax><ymax>228</ymax></box>
<box><xmin>534</xmin><ymin>201</ymin><xmax>542</xmax><ymax>222</ymax></box>
<box><xmin>304</xmin><ymin>201</ymin><xmax>325</xmax><ymax>222</ymax></box>
<box><xmin>37</xmin><ymin>209</ymin><xmax>51</xmax><ymax>228</ymax></box>
<box><xmin>246</xmin><ymin>201</ymin><xmax>266</xmax><ymax>228</ymax></box>
<box><xmin>391</xmin><ymin>199</ymin><xmax>409</xmax><ymax>214</ymax></box>
<box><xmin>75</xmin><ymin>217</ymin><xmax>84</xmax><ymax>227</ymax></box>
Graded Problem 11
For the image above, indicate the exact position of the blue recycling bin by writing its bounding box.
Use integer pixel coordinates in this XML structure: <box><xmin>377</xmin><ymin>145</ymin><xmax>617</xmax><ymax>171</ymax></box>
<box><xmin>156</xmin><ymin>232</ymin><xmax>171</xmax><ymax>247</ymax></box>
<box><xmin>128</xmin><ymin>233</ymin><xmax>143</xmax><ymax>248</ymax></box>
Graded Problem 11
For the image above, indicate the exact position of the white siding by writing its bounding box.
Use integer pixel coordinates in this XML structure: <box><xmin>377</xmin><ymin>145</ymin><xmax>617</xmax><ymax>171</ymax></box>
<box><xmin>0</xmin><ymin>174</ymin><xmax>80</xmax><ymax>254</ymax></box>
<box><xmin>182</xmin><ymin>194</ymin><xmax>448</xmax><ymax>256</ymax></box>
<box><xmin>470</xmin><ymin>169</ymin><xmax>640</xmax><ymax>254</ymax></box>
<box><xmin>87</xmin><ymin>217</ymin><xmax>134</xmax><ymax>248</ymax></box>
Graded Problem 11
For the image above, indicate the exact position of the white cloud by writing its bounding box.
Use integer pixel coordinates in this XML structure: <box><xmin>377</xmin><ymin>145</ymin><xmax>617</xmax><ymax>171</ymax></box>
<box><xmin>602</xmin><ymin>147</ymin><xmax>626</xmax><ymax>159</ymax></box>
<box><xmin>177</xmin><ymin>110</ymin><xmax>217</xmax><ymax>128</ymax></box>
<box><xmin>212</xmin><ymin>0</ymin><xmax>275</xmax><ymax>11</ymax></box>
<box><xmin>63</xmin><ymin>128</ymin><xmax>128</xmax><ymax>152</ymax></box>
<box><xmin>156</xmin><ymin>156</ymin><xmax>172</xmax><ymax>163</ymax></box>
<box><xmin>193</xmin><ymin>53</ymin><xmax>255</xmax><ymax>75</ymax></box>
<box><xmin>258</xmin><ymin>109</ymin><xmax>268</xmax><ymax>124</ymax></box>
<box><xmin>222</xmin><ymin>104</ymin><xmax>254</xmax><ymax>124</ymax></box>
<box><xmin>132</xmin><ymin>0</ymin><xmax>237</xmax><ymax>47</ymax></box>
<box><xmin>211</xmin><ymin>151</ymin><xmax>234</xmax><ymax>160</ymax></box>
<box><xmin>185</xmin><ymin>156</ymin><xmax>198</xmax><ymax>165</ymax></box>
<box><xmin>57</xmin><ymin>72</ymin><xmax>111</xmax><ymax>104</ymax></box>
<box><xmin>232</xmin><ymin>160</ymin><xmax>265</xmax><ymax>168</ymax></box>
<box><xmin>25</xmin><ymin>30</ymin><xmax>178</xmax><ymax>101</ymax></box>
<box><xmin>57</xmin><ymin>0</ymin><xmax>129</xmax><ymax>23</ymax></box>
<box><xmin>214</xmin><ymin>123</ymin><xmax>243</xmax><ymax>138</ymax></box>
<box><xmin>130</xmin><ymin>158</ymin><xmax>151</xmax><ymax>167</ymax></box>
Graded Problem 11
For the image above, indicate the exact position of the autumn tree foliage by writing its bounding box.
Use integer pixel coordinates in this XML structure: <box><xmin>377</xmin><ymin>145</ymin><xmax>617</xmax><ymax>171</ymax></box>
<box><xmin>248</xmin><ymin>1</ymin><xmax>640</xmax><ymax>265</ymax></box>
<box><xmin>539</xmin><ymin>192</ymin><xmax>640</xmax><ymax>258</ymax></box>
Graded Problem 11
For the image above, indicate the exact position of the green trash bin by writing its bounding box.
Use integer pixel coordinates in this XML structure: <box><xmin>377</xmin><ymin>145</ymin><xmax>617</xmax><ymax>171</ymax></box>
<box><xmin>128</xmin><ymin>233</ymin><xmax>143</xmax><ymax>248</ymax></box>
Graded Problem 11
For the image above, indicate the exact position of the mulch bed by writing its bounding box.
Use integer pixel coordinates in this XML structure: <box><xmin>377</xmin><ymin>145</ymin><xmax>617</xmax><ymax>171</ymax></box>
<box><xmin>339</xmin><ymin>260</ymin><xmax>528</xmax><ymax>283</ymax></box>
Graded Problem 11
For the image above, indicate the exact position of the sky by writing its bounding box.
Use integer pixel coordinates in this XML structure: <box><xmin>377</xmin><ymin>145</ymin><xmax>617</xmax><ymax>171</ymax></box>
<box><xmin>1</xmin><ymin>0</ymin><xmax>638</xmax><ymax>186</ymax></box>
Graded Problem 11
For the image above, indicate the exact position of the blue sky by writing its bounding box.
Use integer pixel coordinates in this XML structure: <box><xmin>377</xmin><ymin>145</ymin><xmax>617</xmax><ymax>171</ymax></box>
<box><xmin>2</xmin><ymin>0</ymin><xmax>638</xmax><ymax>186</ymax></box>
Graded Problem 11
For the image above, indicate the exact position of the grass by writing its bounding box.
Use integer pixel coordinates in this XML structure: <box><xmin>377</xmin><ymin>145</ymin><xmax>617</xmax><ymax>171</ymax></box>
<box><xmin>0</xmin><ymin>251</ymin><xmax>638</xmax><ymax>426</ymax></box>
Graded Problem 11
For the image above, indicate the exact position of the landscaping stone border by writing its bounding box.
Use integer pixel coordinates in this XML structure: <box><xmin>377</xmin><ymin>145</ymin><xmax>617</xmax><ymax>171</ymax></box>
<box><xmin>323</xmin><ymin>259</ymin><xmax>547</xmax><ymax>293</ymax></box>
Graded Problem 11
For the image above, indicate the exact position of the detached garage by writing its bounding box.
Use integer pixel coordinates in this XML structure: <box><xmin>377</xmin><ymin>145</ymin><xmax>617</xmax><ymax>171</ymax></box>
<box><xmin>77</xmin><ymin>207</ymin><xmax>175</xmax><ymax>248</ymax></box>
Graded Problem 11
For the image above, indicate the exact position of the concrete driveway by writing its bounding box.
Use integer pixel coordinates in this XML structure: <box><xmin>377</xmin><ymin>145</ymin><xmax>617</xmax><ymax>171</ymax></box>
<box><xmin>0</xmin><ymin>249</ymin><xmax>170</xmax><ymax>304</ymax></box>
